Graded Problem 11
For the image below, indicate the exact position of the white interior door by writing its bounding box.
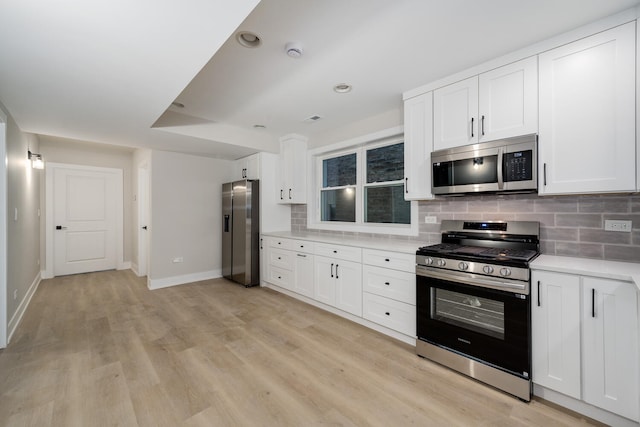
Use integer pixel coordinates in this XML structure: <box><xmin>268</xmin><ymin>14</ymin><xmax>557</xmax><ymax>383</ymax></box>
<box><xmin>50</xmin><ymin>164</ymin><xmax>122</xmax><ymax>276</ymax></box>
<box><xmin>137</xmin><ymin>164</ymin><xmax>149</xmax><ymax>276</ymax></box>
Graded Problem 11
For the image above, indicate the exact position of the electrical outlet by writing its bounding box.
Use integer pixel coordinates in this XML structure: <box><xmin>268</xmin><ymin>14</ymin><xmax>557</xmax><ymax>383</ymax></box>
<box><xmin>604</xmin><ymin>219</ymin><xmax>632</xmax><ymax>232</ymax></box>
<box><xmin>425</xmin><ymin>216</ymin><xmax>437</xmax><ymax>224</ymax></box>
<box><xmin>172</xmin><ymin>257</ymin><xmax>184</xmax><ymax>263</ymax></box>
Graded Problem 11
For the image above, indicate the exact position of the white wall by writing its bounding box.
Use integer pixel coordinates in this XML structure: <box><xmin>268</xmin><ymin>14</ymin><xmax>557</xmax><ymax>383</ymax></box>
<box><xmin>38</xmin><ymin>136</ymin><xmax>134</xmax><ymax>269</ymax></box>
<box><xmin>1</xmin><ymin>99</ymin><xmax>41</xmax><ymax>344</ymax></box>
<box><xmin>148</xmin><ymin>150</ymin><xmax>233</xmax><ymax>288</ymax></box>
<box><xmin>307</xmin><ymin>108</ymin><xmax>403</xmax><ymax>149</ymax></box>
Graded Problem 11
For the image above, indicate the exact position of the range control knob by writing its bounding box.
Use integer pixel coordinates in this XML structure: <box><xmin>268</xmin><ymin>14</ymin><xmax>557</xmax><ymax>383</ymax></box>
<box><xmin>437</xmin><ymin>259</ymin><xmax>446</xmax><ymax>267</ymax></box>
<box><xmin>458</xmin><ymin>261</ymin><xmax>469</xmax><ymax>271</ymax></box>
<box><xmin>482</xmin><ymin>265</ymin><xmax>494</xmax><ymax>274</ymax></box>
<box><xmin>425</xmin><ymin>257</ymin><xmax>434</xmax><ymax>265</ymax></box>
<box><xmin>500</xmin><ymin>268</ymin><xmax>512</xmax><ymax>277</ymax></box>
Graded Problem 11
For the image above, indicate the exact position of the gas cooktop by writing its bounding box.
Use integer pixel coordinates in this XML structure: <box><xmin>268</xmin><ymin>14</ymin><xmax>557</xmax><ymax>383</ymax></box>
<box><xmin>417</xmin><ymin>243</ymin><xmax>539</xmax><ymax>263</ymax></box>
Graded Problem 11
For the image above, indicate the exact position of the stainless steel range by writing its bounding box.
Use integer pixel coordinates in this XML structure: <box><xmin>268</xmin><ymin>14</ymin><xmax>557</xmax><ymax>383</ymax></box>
<box><xmin>416</xmin><ymin>220</ymin><xmax>540</xmax><ymax>401</ymax></box>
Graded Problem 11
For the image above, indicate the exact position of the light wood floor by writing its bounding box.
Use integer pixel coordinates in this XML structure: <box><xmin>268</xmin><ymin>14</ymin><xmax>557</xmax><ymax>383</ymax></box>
<box><xmin>0</xmin><ymin>270</ymin><xmax>602</xmax><ymax>426</ymax></box>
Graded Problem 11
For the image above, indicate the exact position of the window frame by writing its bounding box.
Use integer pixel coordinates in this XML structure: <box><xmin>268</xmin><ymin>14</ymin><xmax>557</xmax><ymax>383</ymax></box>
<box><xmin>307</xmin><ymin>127</ymin><xmax>418</xmax><ymax>236</ymax></box>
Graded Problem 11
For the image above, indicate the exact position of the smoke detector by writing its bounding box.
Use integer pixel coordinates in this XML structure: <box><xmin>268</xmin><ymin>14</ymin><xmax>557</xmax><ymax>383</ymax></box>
<box><xmin>285</xmin><ymin>42</ymin><xmax>303</xmax><ymax>58</ymax></box>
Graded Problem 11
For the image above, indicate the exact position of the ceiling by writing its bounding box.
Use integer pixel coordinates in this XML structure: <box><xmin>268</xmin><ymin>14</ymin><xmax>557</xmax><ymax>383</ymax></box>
<box><xmin>1</xmin><ymin>0</ymin><xmax>639</xmax><ymax>160</ymax></box>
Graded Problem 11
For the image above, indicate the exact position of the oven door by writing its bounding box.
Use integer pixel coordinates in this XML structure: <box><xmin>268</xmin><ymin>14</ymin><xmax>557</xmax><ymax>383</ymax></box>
<box><xmin>416</xmin><ymin>272</ymin><xmax>530</xmax><ymax>378</ymax></box>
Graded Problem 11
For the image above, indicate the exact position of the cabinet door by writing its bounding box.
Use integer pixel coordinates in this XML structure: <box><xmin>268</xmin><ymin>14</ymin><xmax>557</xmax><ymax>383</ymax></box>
<box><xmin>538</xmin><ymin>22</ymin><xmax>636</xmax><ymax>195</ymax></box>
<box><xmin>531</xmin><ymin>271</ymin><xmax>581</xmax><ymax>398</ymax></box>
<box><xmin>244</xmin><ymin>153</ymin><xmax>260</xmax><ymax>180</ymax></box>
<box><xmin>433</xmin><ymin>76</ymin><xmax>478</xmax><ymax>150</ymax></box>
<box><xmin>582</xmin><ymin>277</ymin><xmax>639</xmax><ymax>421</ymax></box>
<box><xmin>335</xmin><ymin>260</ymin><xmax>362</xmax><ymax>316</ymax></box>
<box><xmin>403</xmin><ymin>92</ymin><xmax>434</xmax><ymax>200</ymax></box>
<box><xmin>278</xmin><ymin>136</ymin><xmax>307</xmax><ymax>204</ymax></box>
<box><xmin>478</xmin><ymin>56</ymin><xmax>538</xmax><ymax>142</ymax></box>
<box><xmin>260</xmin><ymin>235</ymin><xmax>269</xmax><ymax>286</ymax></box>
<box><xmin>314</xmin><ymin>256</ymin><xmax>336</xmax><ymax>306</ymax></box>
<box><xmin>293</xmin><ymin>253</ymin><xmax>314</xmax><ymax>298</ymax></box>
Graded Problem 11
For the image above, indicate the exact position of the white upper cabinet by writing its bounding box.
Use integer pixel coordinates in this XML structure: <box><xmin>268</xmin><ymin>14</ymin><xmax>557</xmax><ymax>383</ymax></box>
<box><xmin>277</xmin><ymin>134</ymin><xmax>307</xmax><ymax>204</ymax></box>
<box><xmin>433</xmin><ymin>56</ymin><xmax>538</xmax><ymax>151</ymax></box>
<box><xmin>478</xmin><ymin>56</ymin><xmax>538</xmax><ymax>142</ymax></box>
<box><xmin>233</xmin><ymin>153</ymin><xmax>260</xmax><ymax>180</ymax></box>
<box><xmin>433</xmin><ymin>76</ymin><xmax>478</xmax><ymax>150</ymax></box>
<box><xmin>538</xmin><ymin>22</ymin><xmax>636</xmax><ymax>195</ymax></box>
<box><xmin>403</xmin><ymin>91</ymin><xmax>434</xmax><ymax>200</ymax></box>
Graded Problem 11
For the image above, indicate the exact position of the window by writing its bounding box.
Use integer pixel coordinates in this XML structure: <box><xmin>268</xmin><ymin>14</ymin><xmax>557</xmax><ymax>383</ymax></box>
<box><xmin>313</xmin><ymin>135</ymin><xmax>416</xmax><ymax>235</ymax></box>
<box><xmin>364</xmin><ymin>142</ymin><xmax>409</xmax><ymax>224</ymax></box>
<box><xmin>321</xmin><ymin>153</ymin><xmax>356</xmax><ymax>222</ymax></box>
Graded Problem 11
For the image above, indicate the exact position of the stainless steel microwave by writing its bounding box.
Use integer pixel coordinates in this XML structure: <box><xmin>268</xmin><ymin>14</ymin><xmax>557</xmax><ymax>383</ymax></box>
<box><xmin>431</xmin><ymin>134</ymin><xmax>537</xmax><ymax>195</ymax></box>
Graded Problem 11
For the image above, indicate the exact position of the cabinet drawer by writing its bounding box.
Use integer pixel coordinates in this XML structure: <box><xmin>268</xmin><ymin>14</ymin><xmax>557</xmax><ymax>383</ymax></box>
<box><xmin>268</xmin><ymin>266</ymin><xmax>292</xmax><ymax>290</ymax></box>
<box><xmin>269</xmin><ymin>248</ymin><xmax>294</xmax><ymax>270</ymax></box>
<box><xmin>315</xmin><ymin>243</ymin><xmax>361</xmax><ymax>262</ymax></box>
<box><xmin>363</xmin><ymin>292</ymin><xmax>416</xmax><ymax>337</ymax></box>
<box><xmin>362</xmin><ymin>265</ymin><xmax>415</xmax><ymax>304</ymax></box>
<box><xmin>362</xmin><ymin>249</ymin><xmax>415</xmax><ymax>273</ymax></box>
<box><xmin>292</xmin><ymin>239</ymin><xmax>314</xmax><ymax>254</ymax></box>
<box><xmin>269</xmin><ymin>238</ymin><xmax>295</xmax><ymax>251</ymax></box>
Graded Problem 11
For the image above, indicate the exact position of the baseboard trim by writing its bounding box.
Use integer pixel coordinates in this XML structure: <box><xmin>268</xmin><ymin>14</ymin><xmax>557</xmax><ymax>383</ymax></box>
<box><xmin>8</xmin><ymin>272</ymin><xmax>41</xmax><ymax>343</ymax></box>
<box><xmin>533</xmin><ymin>384</ymin><xmax>639</xmax><ymax>427</ymax></box>
<box><xmin>118</xmin><ymin>261</ymin><xmax>131</xmax><ymax>271</ymax></box>
<box><xmin>148</xmin><ymin>269</ymin><xmax>222</xmax><ymax>290</ymax></box>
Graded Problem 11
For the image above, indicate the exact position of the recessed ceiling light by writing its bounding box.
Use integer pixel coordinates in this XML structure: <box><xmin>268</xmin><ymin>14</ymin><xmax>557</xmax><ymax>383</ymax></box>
<box><xmin>236</xmin><ymin>31</ymin><xmax>262</xmax><ymax>48</ymax></box>
<box><xmin>171</xmin><ymin>101</ymin><xmax>185</xmax><ymax>108</ymax></box>
<box><xmin>333</xmin><ymin>83</ymin><xmax>352</xmax><ymax>93</ymax></box>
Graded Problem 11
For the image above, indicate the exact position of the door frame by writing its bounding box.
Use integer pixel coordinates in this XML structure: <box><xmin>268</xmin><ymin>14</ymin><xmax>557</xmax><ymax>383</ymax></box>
<box><xmin>136</xmin><ymin>162</ymin><xmax>149</xmax><ymax>277</ymax></box>
<box><xmin>44</xmin><ymin>162</ymin><xmax>124</xmax><ymax>278</ymax></box>
<box><xmin>0</xmin><ymin>108</ymin><xmax>7</xmax><ymax>348</ymax></box>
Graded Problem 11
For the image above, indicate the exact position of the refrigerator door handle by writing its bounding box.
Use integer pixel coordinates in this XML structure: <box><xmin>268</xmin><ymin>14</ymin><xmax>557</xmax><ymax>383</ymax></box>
<box><xmin>224</xmin><ymin>214</ymin><xmax>230</xmax><ymax>232</ymax></box>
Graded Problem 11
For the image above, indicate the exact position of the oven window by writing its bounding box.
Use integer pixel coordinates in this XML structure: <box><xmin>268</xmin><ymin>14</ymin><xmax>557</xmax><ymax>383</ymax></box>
<box><xmin>431</xmin><ymin>288</ymin><xmax>505</xmax><ymax>340</ymax></box>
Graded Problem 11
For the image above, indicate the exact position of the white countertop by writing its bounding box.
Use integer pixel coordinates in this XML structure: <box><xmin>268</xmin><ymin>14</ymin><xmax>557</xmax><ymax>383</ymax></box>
<box><xmin>531</xmin><ymin>254</ymin><xmax>640</xmax><ymax>291</ymax></box>
<box><xmin>261</xmin><ymin>231</ymin><xmax>422</xmax><ymax>254</ymax></box>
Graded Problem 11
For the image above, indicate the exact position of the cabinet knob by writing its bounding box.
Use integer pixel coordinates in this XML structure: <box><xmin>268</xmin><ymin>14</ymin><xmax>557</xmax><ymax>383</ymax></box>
<box><xmin>384</xmin><ymin>282</ymin><xmax>390</xmax><ymax>286</ymax></box>
<box><xmin>385</xmin><ymin>312</ymin><xmax>390</xmax><ymax>316</ymax></box>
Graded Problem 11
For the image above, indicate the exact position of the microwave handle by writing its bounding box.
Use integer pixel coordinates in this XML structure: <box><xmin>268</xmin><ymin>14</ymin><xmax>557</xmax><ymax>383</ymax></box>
<box><xmin>497</xmin><ymin>147</ymin><xmax>504</xmax><ymax>190</ymax></box>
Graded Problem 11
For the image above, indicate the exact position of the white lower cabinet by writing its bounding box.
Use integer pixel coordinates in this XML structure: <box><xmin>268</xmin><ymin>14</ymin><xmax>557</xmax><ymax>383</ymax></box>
<box><xmin>292</xmin><ymin>252</ymin><xmax>314</xmax><ymax>298</ymax></box>
<box><xmin>263</xmin><ymin>236</ymin><xmax>417</xmax><ymax>342</ymax></box>
<box><xmin>314</xmin><ymin>256</ymin><xmax>362</xmax><ymax>316</ymax></box>
<box><xmin>532</xmin><ymin>269</ymin><xmax>639</xmax><ymax>422</ymax></box>
<box><xmin>581</xmin><ymin>277</ymin><xmax>639</xmax><ymax>421</ymax></box>
<box><xmin>362</xmin><ymin>249</ymin><xmax>416</xmax><ymax>337</ymax></box>
<box><xmin>363</xmin><ymin>292</ymin><xmax>415</xmax><ymax>337</ymax></box>
<box><xmin>532</xmin><ymin>271</ymin><xmax>581</xmax><ymax>398</ymax></box>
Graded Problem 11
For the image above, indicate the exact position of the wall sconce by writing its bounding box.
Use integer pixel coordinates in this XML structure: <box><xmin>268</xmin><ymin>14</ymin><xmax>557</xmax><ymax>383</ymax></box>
<box><xmin>28</xmin><ymin>150</ymin><xmax>44</xmax><ymax>170</ymax></box>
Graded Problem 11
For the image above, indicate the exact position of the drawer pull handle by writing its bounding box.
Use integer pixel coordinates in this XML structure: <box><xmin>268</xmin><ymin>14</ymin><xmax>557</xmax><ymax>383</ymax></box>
<box><xmin>333</xmin><ymin>250</ymin><xmax>337</xmax><ymax>254</ymax></box>
<box><xmin>384</xmin><ymin>258</ymin><xmax>390</xmax><ymax>262</ymax></box>
<box><xmin>384</xmin><ymin>282</ymin><xmax>390</xmax><ymax>285</ymax></box>
<box><xmin>297</xmin><ymin>254</ymin><xmax>306</xmax><ymax>258</ymax></box>
<box><xmin>385</xmin><ymin>312</ymin><xmax>390</xmax><ymax>316</ymax></box>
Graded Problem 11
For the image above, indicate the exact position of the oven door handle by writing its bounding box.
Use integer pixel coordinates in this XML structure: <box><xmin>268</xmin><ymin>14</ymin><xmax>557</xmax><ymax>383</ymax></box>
<box><xmin>417</xmin><ymin>266</ymin><xmax>529</xmax><ymax>295</ymax></box>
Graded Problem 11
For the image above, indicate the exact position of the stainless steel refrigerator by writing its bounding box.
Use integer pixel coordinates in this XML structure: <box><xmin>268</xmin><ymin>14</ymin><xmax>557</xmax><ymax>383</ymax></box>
<box><xmin>222</xmin><ymin>179</ymin><xmax>260</xmax><ymax>286</ymax></box>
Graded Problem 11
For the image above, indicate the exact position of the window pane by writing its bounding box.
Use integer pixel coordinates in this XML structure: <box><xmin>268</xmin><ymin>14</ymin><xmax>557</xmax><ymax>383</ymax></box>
<box><xmin>323</xmin><ymin>153</ymin><xmax>356</xmax><ymax>187</ymax></box>
<box><xmin>365</xmin><ymin>184</ymin><xmax>410</xmax><ymax>224</ymax></box>
<box><xmin>366</xmin><ymin>142</ymin><xmax>404</xmax><ymax>183</ymax></box>
<box><xmin>321</xmin><ymin>188</ymin><xmax>356</xmax><ymax>222</ymax></box>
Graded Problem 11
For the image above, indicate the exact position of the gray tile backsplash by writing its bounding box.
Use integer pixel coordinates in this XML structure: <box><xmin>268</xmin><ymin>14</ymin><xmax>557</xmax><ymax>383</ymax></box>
<box><xmin>290</xmin><ymin>193</ymin><xmax>640</xmax><ymax>263</ymax></box>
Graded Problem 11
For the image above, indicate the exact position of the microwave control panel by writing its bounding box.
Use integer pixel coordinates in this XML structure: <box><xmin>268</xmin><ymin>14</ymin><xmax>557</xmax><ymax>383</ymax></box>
<box><xmin>504</xmin><ymin>150</ymin><xmax>532</xmax><ymax>182</ymax></box>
